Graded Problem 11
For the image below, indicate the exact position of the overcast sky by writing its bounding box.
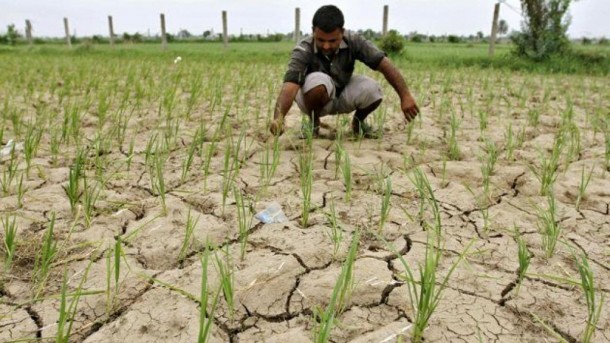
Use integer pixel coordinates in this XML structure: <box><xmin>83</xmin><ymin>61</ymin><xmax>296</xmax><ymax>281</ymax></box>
<box><xmin>2</xmin><ymin>0</ymin><xmax>609</xmax><ymax>38</ymax></box>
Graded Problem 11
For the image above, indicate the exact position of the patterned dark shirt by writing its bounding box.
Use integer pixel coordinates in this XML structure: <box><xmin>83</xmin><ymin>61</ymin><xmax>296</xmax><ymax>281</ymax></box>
<box><xmin>283</xmin><ymin>31</ymin><xmax>386</xmax><ymax>94</ymax></box>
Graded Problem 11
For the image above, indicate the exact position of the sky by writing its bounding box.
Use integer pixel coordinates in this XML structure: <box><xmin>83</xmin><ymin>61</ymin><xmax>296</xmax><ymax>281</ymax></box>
<box><xmin>1</xmin><ymin>0</ymin><xmax>609</xmax><ymax>39</ymax></box>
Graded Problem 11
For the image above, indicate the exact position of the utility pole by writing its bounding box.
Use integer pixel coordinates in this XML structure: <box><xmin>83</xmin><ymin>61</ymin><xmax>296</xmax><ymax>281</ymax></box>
<box><xmin>160</xmin><ymin>13</ymin><xmax>167</xmax><ymax>50</ymax></box>
<box><xmin>108</xmin><ymin>15</ymin><xmax>115</xmax><ymax>46</ymax></box>
<box><xmin>63</xmin><ymin>18</ymin><xmax>71</xmax><ymax>47</ymax></box>
<box><xmin>489</xmin><ymin>3</ymin><xmax>500</xmax><ymax>56</ymax></box>
<box><xmin>382</xmin><ymin>5</ymin><xmax>389</xmax><ymax>36</ymax></box>
<box><xmin>294</xmin><ymin>7</ymin><xmax>301</xmax><ymax>42</ymax></box>
<box><xmin>222</xmin><ymin>11</ymin><xmax>228</xmax><ymax>48</ymax></box>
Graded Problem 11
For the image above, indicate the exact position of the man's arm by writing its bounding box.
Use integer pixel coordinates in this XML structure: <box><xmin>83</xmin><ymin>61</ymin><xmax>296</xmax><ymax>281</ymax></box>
<box><xmin>269</xmin><ymin>82</ymin><xmax>300</xmax><ymax>135</ymax></box>
<box><xmin>376</xmin><ymin>57</ymin><xmax>419</xmax><ymax>122</ymax></box>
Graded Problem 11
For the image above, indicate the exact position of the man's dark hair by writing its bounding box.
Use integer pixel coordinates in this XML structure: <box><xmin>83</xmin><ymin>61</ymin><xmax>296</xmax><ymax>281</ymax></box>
<box><xmin>312</xmin><ymin>5</ymin><xmax>344</xmax><ymax>32</ymax></box>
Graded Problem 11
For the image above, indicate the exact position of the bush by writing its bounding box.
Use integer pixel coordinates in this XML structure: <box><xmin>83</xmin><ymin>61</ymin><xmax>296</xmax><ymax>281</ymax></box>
<box><xmin>379</xmin><ymin>30</ymin><xmax>405</xmax><ymax>54</ymax></box>
<box><xmin>447</xmin><ymin>35</ymin><xmax>461</xmax><ymax>43</ymax></box>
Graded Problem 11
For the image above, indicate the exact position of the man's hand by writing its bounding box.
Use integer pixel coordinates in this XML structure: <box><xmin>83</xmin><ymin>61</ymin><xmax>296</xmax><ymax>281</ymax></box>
<box><xmin>269</xmin><ymin>118</ymin><xmax>284</xmax><ymax>136</ymax></box>
<box><xmin>401</xmin><ymin>94</ymin><xmax>420</xmax><ymax>122</ymax></box>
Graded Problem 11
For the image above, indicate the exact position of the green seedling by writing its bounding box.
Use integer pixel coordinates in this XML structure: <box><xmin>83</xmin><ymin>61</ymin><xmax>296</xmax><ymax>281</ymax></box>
<box><xmin>323</xmin><ymin>195</ymin><xmax>343</xmax><ymax>260</ymax></box>
<box><xmin>573</xmin><ymin>251</ymin><xmax>605</xmax><ymax>343</ymax></box>
<box><xmin>341</xmin><ymin>149</ymin><xmax>352</xmax><ymax>202</ymax></box>
<box><xmin>2</xmin><ymin>214</ymin><xmax>17</xmax><ymax>273</ymax></box>
<box><xmin>82</xmin><ymin>177</ymin><xmax>101</xmax><ymax>228</ymax></box>
<box><xmin>198</xmin><ymin>246</ymin><xmax>222</xmax><ymax>343</ymax></box>
<box><xmin>214</xmin><ymin>246</ymin><xmax>235</xmax><ymax>320</ymax></box>
<box><xmin>233</xmin><ymin>184</ymin><xmax>253</xmax><ymax>260</ymax></box>
<box><xmin>575</xmin><ymin>165</ymin><xmax>593</xmax><ymax>211</ymax></box>
<box><xmin>514</xmin><ymin>228</ymin><xmax>531</xmax><ymax>296</ymax></box>
<box><xmin>447</xmin><ymin>110</ymin><xmax>461</xmax><ymax>161</ymax></box>
<box><xmin>33</xmin><ymin>213</ymin><xmax>58</xmax><ymax>297</ymax></box>
<box><xmin>178</xmin><ymin>208</ymin><xmax>199</xmax><ymax>264</ymax></box>
<box><xmin>536</xmin><ymin>192</ymin><xmax>561</xmax><ymax>259</ymax></box>
<box><xmin>505</xmin><ymin>122</ymin><xmax>515</xmax><ymax>161</ymax></box>
<box><xmin>379</xmin><ymin>175</ymin><xmax>392</xmax><ymax>232</ymax></box>
<box><xmin>312</xmin><ymin>230</ymin><xmax>359</xmax><ymax>342</ymax></box>
<box><xmin>530</xmin><ymin>136</ymin><xmax>562</xmax><ymax>196</ymax></box>
<box><xmin>300</xmin><ymin>129</ymin><xmax>314</xmax><ymax>227</ymax></box>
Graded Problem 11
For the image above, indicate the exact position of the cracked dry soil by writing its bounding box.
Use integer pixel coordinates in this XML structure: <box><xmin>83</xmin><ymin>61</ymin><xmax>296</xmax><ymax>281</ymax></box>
<box><xmin>1</xmin><ymin>54</ymin><xmax>609</xmax><ymax>343</ymax></box>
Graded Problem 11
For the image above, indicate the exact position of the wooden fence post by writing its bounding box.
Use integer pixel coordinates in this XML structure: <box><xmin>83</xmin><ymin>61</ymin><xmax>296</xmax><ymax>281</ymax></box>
<box><xmin>489</xmin><ymin>3</ymin><xmax>500</xmax><ymax>57</ymax></box>
<box><xmin>294</xmin><ymin>7</ymin><xmax>301</xmax><ymax>42</ymax></box>
<box><xmin>63</xmin><ymin>17</ymin><xmax>71</xmax><ymax>47</ymax></box>
<box><xmin>382</xmin><ymin>5</ymin><xmax>389</xmax><ymax>37</ymax></box>
<box><xmin>108</xmin><ymin>15</ymin><xmax>115</xmax><ymax>46</ymax></box>
<box><xmin>160</xmin><ymin>13</ymin><xmax>167</xmax><ymax>50</ymax></box>
<box><xmin>222</xmin><ymin>11</ymin><xmax>228</xmax><ymax>48</ymax></box>
<box><xmin>25</xmin><ymin>20</ymin><xmax>33</xmax><ymax>45</ymax></box>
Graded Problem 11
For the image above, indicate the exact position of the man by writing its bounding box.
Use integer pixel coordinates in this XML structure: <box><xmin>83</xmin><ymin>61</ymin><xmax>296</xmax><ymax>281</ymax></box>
<box><xmin>269</xmin><ymin>5</ymin><xmax>419</xmax><ymax>138</ymax></box>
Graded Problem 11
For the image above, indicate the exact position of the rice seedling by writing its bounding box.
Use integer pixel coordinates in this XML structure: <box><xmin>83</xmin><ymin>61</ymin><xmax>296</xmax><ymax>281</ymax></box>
<box><xmin>214</xmin><ymin>246</ymin><xmax>235</xmax><ymax>320</ymax></box>
<box><xmin>477</xmin><ymin>110</ymin><xmax>488</xmax><ymax>135</ymax></box>
<box><xmin>378</xmin><ymin>174</ymin><xmax>393</xmax><ymax>232</ymax></box>
<box><xmin>181</xmin><ymin>140</ymin><xmax>197</xmax><ymax>183</ymax></box>
<box><xmin>323</xmin><ymin>195</ymin><xmax>343</xmax><ymax>260</ymax></box>
<box><xmin>125</xmin><ymin>137</ymin><xmax>135</xmax><ymax>172</ymax></box>
<box><xmin>63</xmin><ymin>150</ymin><xmax>85</xmax><ymax>214</ymax></box>
<box><xmin>514</xmin><ymin>227</ymin><xmax>531</xmax><ymax>296</ymax></box>
<box><xmin>405</xmin><ymin>119</ymin><xmax>416</xmax><ymax>145</ymax></box>
<box><xmin>504</xmin><ymin>122</ymin><xmax>515</xmax><ymax>161</ymax></box>
<box><xmin>312</xmin><ymin>230</ymin><xmax>359</xmax><ymax>342</ymax></box>
<box><xmin>23</xmin><ymin>121</ymin><xmax>43</xmax><ymax>176</ymax></box>
<box><xmin>530</xmin><ymin>135</ymin><xmax>563</xmax><ymax>196</ymax></box>
<box><xmin>300</xmin><ymin>124</ymin><xmax>314</xmax><ymax>227</ymax></box>
<box><xmin>2</xmin><ymin>214</ymin><xmax>17</xmax><ymax>273</ymax></box>
<box><xmin>178</xmin><ymin>207</ymin><xmax>199</xmax><ymax>264</ymax></box>
<box><xmin>105</xmin><ymin>236</ymin><xmax>123</xmax><ymax>316</ymax></box>
<box><xmin>408</xmin><ymin>168</ymin><xmax>430</xmax><ymax>223</ymax></box>
<box><xmin>536</xmin><ymin>192</ymin><xmax>561</xmax><ymax>259</ymax></box>
<box><xmin>388</xmin><ymin>200</ymin><xmax>472</xmax><ymax>343</ymax></box>
<box><xmin>82</xmin><ymin>176</ymin><xmax>101</xmax><ymax>228</ymax></box>
<box><xmin>14</xmin><ymin>173</ymin><xmax>25</xmax><ymax>209</ymax></box>
<box><xmin>604</xmin><ymin>130</ymin><xmax>610</xmax><ymax>171</ymax></box>
<box><xmin>259</xmin><ymin>135</ymin><xmax>281</xmax><ymax>192</ymax></box>
<box><xmin>198</xmin><ymin>245</ymin><xmax>222</xmax><ymax>343</ymax></box>
<box><xmin>233</xmin><ymin>184</ymin><xmax>253</xmax><ymax>260</ymax></box>
<box><xmin>573</xmin><ymin>251</ymin><xmax>605</xmax><ymax>343</ymax></box>
<box><xmin>575</xmin><ymin>165</ymin><xmax>593</xmax><ymax>211</ymax></box>
<box><xmin>0</xmin><ymin>146</ymin><xmax>19</xmax><ymax>196</ymax></box>
<box><xmin>447</xmin><ymin>110</ymin><xmax>461</xmax><ymax>161</ymax></box>
<box><xmin>150</xmin><ymin>150</ymin><xmax>168</xmax><ymax>215</ymax></box>
<box><xmin>56</xmin><ymin>262</ymin><xmax>94</xmax><ymax>343</ymax></box>
<box><xmin>527</xmin><ymin>107</ymin><xmax>540</xmax><ymax>127</ymax></box>
<box><xmin>221</xmin><ymin>140</ymin><xmax>239</xmax><ymax>216</ymax></box>
<box><xmin>340</xmin><ymin>149</ymin><xmax>352</xmax><ymax>202</ymax></box>
<box><xmin>33</xmin><ymin>213</ymin><xmax>58</xmax><ymax>296</ymax></box>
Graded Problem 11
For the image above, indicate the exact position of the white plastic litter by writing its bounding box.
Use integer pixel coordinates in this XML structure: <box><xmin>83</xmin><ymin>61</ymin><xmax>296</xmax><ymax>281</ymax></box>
<box><xmin>0</xmin><ymin>140</ymin><xmax>24</xmax><ymax>158</ymax></box>
<box><xmin>255</xmin><ymin>202</ymin><xmax>288</xmax><ymax>224</ymax></box>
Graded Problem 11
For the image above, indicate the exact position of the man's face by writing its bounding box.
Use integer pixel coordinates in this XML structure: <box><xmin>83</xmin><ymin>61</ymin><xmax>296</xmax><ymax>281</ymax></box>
<box><xmin>313</xmin><ymin>27</ymin><xmax>344</xmax><ymax>56</ymax></box>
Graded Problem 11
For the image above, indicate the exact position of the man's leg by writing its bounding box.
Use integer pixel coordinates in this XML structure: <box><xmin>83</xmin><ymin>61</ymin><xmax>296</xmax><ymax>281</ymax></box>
<box><xmin>352</xmin><ymin>98</ymin><xmax>382</xmax><ymax>135</ymax></box>
<box><xmin>302</xmin><ymin>84</ymin><xmax>330</xmax><ymax>133</ymax></box>
<box><xmin>295</xmin><ymin>72</ymin><xmax>336</xmax><ymax>136</ymax></box>
<box><xmin>334</xmin><ymin>75</ymin><xmax>383</xmax><ymax>137</ymax></box>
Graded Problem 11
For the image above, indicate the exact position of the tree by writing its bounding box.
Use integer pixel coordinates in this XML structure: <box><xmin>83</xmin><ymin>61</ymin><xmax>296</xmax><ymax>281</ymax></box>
<box><xmin>512</xmin><ymin>0</ymin><xmax>572</xmax><ymax>60</ymax></box>
<box><xmin>498</xmin><ymin>19</ymin><xmax>509</xmax><ymax>37</ymax></box>
<box><xmin>0</xmin><ymin>24</ymin><xmax>21</xmax><ymax>46</ymax></box>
